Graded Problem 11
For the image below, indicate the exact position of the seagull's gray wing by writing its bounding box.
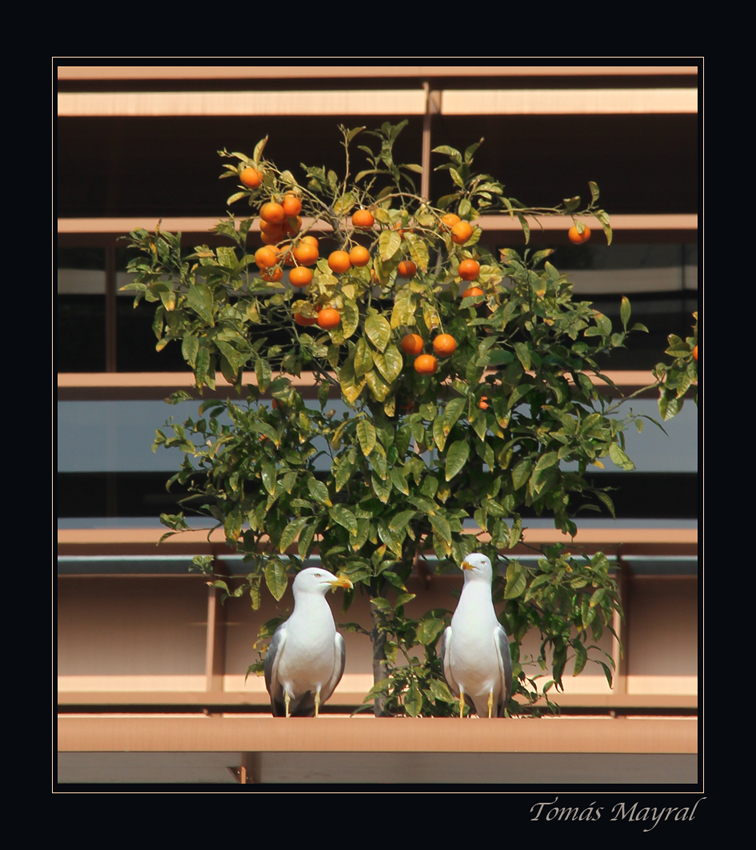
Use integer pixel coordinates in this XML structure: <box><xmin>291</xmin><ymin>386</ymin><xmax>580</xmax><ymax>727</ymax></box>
<box><xmin>440</xmin><ymin>626</ymin><xmax>459</xmax><ymax>696</ymax></box>
<box><xmin>320</xmin><ymin>632</ymin><xmax>346</xmax><ymax>706</ymax></box>
<box><xmin>495</xmin><ymin>623</ymin><xmax>513</xmax><ymax>717</ymax></box>
<box><xmin>264</xmin><ymin>623</ymin><xmax>287</xmax><ymax>717</ymax></box>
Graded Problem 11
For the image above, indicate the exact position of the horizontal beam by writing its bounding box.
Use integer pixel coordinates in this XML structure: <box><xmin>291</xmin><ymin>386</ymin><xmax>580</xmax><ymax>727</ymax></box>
<box><xmin>57</xmin><ymin>715</ymin><xmax>697</xmax><ymax>754</ymax></box>
<box><xmin>57</xmin><ymin>524</ymin><xmax>697</xmax><ymax>558</ymax></box>
<box><xmin>58</xmin><ymin>690</ymin><xmax>698</xmax><ymax>710</ymax></box>
<box><xmin>57</xmin><ymin>213</ymin><xmax>698</xmax><ymax>236</ymax></box>
<box><xmin>56</xmin><ymin>370</ymin><xmax>659</xmax><ymax>401</ymax></box>
<box><xmin>57</xmin><ymin>65</ymin><xmax>700</xmax><ymax>81</ymax></box>
<box><xmin>57</xmin><ymin>88</ymin><xmax>697</xmax><ymax>118</ymax></box>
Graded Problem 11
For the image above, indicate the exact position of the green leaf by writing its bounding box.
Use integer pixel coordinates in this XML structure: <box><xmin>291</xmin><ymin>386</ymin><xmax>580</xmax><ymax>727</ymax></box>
<box><xmin>261</xmin><ymin>458</ymin><xmax>277</xmax><ymax>495</ymax></box>
<box><xmin>330</xmin><ymin>505</ymin><xmax>358</xmax><ymax>536</ymax></box>
<box><xmin>365</xmin><ymin>368</ymin><xmax>391</xmax><ymax>402</ymax></box>
<box><xmin>404</xmin><ymin>680</ymin><xmax>422</xmax><ymax>717</ymax></box>
<box><xmin>534</xmin><ymin>452</ymin><xmax>559</xmax><ymax>474</ymax></box>
<box><xmin>354</xmin><ymin>336</ymin><xmax>373</xmax><ymax>377</ymax></box>
<box><xmin>308</xmin><ymin>477</ymin><xmax>332</xmax><ymax>506</ymax></box>
<box><xmin>445</xmin><ymin>440</ymin><xmax>470</xmax><ymax>481</ymax></box>
<box><xmin>181</xmin><ymin>336</ymin><xmax>199</xmax><ymax>368</ymax></box>
<box><xmin>608</xmin><ymin>443</ymin><xmax>635</xmax><ymax>470</ymax></box>
<box><xmin>264</xmin><ymin>559</ymin><xmax>288</xmax><ymax>602</ymax></box>
<box><xmin>280</xmin><ymin>517</ymin><xmax>310</xmax><ymax>553</ymax></box>
<box><xmin>428</xmin><ymin>513</ymin><xmax>452</xmax><ymax>545</ymax></box>
<box><xmin>390</xmin><ymin>287</ymin><xmax>416</xmax><ymax>329</ymax></box>
<box><xmin>357</xmin><ymin>419</ymin><xmax>377</xmax><ymax>456</ymax></box>
<box><xmin>340</xmin><ymin>352</ymin><xmax>366</xmax><ymax>405</ymax></box>
<box><xmin>595</xmin><ymin>491</ymin><xmax>616</xmax><ymax>518</ymax></box>
<box><xmin>298</xmin><ymin>523</ymin><xmax>316</xmax><ymax>560</ymax></box>
<box><xmin>511</xmin><ymin>459</ymin><xmax>533</xmax><ymax>490</ymax></box>
<box><xmin>442</xmin><ymin>397</ymin><xmax>467</xmax><ymax>436</ymax></box>
<box><xmin>390</xmin><ymin>467</ymin><xmax>410</xmax><ymax>496</ymax></box>
<box><xmin>365</xmin><ymin>312</ymin><xmax>392</xmax><ymax>353</ymax></box>
<box><xmin>620</xmin><ymin>296</ymin><xmax>631</xmax><ymax>331</ymax></box>
<box><xmin>429</xmin><ymin>678</ymin><xmax>456</xmax><ymax>703</ymax></box>
<box><xmin>416</xmin><ymin>618</ymin><xmax>445</xmax><ymax>646</ymax></box>
<box><xmin>504</xmin><ymin>560</ymin><xmax>527</xmax><ymax>599</ymax></box>
<box><xmin>389</xmin><ymin>509</ymin><xmax>416</xmax><ymax>533</ymax></box>
<box><xmin>374</xmin><ymin>344</ymin><xmax>402</xmax><ymax>384</ymax></box>
<box><xmin>378</xmin><ymin>230</ymin><xmax>402</xmax><ymax>262</ymax></box>
<box><xmin>255</xmin><ymin>356</ymin><xmax>271</xmax><ymax>393</ymax></box>
<box><xmin>186</xmin><ymin>283</ymin><xmax>214</xmax><ymax>325</ymax></box>
<box><xmin>341</xmin><ymin>298</ymin><xmax>360</xmax><ymax>341</ymax></box>
<box><xmin>573</xmin><ymin>640</ymin><xmax>588</xmax><ymax>676</ymax></box>
<box><xmin>595</xmin><ymin>209</ymin><xmax>613</xmax><ymax>245</ymax></box>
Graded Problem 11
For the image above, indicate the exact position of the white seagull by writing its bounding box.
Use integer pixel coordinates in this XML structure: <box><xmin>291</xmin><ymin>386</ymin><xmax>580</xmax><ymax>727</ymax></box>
<box><xmin>440</xmin><ymin>553</ymin><xmax>513</xmax><ymax>718</ymax></box>
<box><xmin>264</xmin><ymin>568</ymin><xmax>353</xmax><ymax>717</ymax></box>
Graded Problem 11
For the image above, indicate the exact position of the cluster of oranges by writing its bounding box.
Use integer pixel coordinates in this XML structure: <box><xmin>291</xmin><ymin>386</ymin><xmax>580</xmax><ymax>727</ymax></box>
<box><xmin>246</xmin><ymin>183</ymin><xmax>592</xmax><ymax>391</ymax></box>
<box><xmin>250</xmin><ymin>190</ymin><xmax>321</xmax><ymax>290</ymax></box>
<box><xmin>439</xmin><ymin>213</ymin><xmax>474</xmax><ymax>246</ymax></box>
<box><xmin>400</xmin><ymin>332</ymin><xmax>458</xmax><ymax>375</ymax></box>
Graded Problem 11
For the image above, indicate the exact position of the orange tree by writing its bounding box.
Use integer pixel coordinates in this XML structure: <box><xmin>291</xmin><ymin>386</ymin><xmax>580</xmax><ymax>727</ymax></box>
<box><xmin>124</xmin><ymin>122</ymin><xmax>649</xmax><ymax>717</ymax></box>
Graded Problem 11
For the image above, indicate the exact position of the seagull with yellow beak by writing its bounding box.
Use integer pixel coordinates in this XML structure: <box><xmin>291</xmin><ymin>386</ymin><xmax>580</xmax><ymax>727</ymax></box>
<box><xmin>440</xmin><ymin>553</ymin><xmax>512</xmax><ymax>718</ymax></box>
<box><xmin>264</xmin><ymin>568</ymin><xmax>353</xmax><ymax>717</ymax></box>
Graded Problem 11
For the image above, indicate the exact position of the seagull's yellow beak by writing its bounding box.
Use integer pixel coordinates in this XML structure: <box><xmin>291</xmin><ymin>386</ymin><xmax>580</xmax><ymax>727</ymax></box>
<box><xmin>330</xmin><ymin>576</ymin><xmax>354</xmax><ymax>590</ymax></box>
<box><xmin>461</xmin><ymin>560</ymin><xmax>473</xmax><ymax>571</ymax></box>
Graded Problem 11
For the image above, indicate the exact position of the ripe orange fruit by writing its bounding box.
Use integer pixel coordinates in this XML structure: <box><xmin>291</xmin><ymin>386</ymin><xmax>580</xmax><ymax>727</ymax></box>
<box><xmin>462</xmin><ymin>286</ymin><xmax>485</xmax><ymax>299</ymax></box>
<box><xmin>458</xmin><ymin>259</ymin><xmax>480</xmax><ymax>281</ymax></box>
<box><xmin>568</xmin><ymin>224</ymin><xmax>591</xmax><ymax>244</ymax></box>
<box><xmin>432</xmin><ymin>334</ymin><xmax>457</xmax><ymax>357</ymax></box>
<box><xmin>289</xmin><ymin>267</ymin><xmax>313</xmax><ymax>288</ymax></box>
<box><xmin>349</xmin><ymin>245</ymin><xmax>371</xmax><ymax>267</ymax></box>
<box><xmin>294</xmin><ymin>312</ymin><xmax>318</xmax><ymax>326</ymax></box>
<box><xmin>328</xmin><ymin>251</ymin><xmax>352</xmax><ymax>274</ymax></box>
<box><xmin>317</xmin><ymin>308</ymin><xmax>341</xmax><ymax>329</ymax></box>
<box><xmin>254</xmin><ymin>246</ymin><xmax>278</xmax><ymax>269</ymax></box>
<box><xmin>414</xmin><ymin>354</ymin><xmax>438</xmax><ymax>374</ymax></box>
<box><xmin>259</xmin><ymin>220</ymin><xmax>285</xmax><ymax>245</ymax></box>
<box><xmin>440</xmin><ymin>213</ymin><xmax>461</xmax><ymax>229</ymax></box>
<box><xmin>282</xmin><ymin>194</ymin><xmax>302</xmax><ymax>217</ymax></box>
<box><xmin>478</xmin><ymin>395</ymin><xmax>490</xmax><ymax>410</ymax></box>
<box><xmin>451</xmin><ymin>220</ymin><xmax>474</xmax><ymax>245</ymax></box>
<box><xmin>260</xmin><ymin>202</ymin><xmax>285</xmax><ymax>225</ymax></box>
<box><xmin>260</xmin><ymin>217</ymin><xmax>283</xmax><ymax>235</ymax></box>
<box><xmin>693</xmin><ymin>344</ymin><xmax>698</xmax><ymax>362</ymax></box>
<box><xmin>240</xmin><ymin>167</ymin><xmax>263</xmax><ymax>188</ymax></box>
<box><xmin>397</xmin><ymin>260</ymin><xmax>417</xmax><ymax>277</ymax></box>
<box><xmin>352</xmin><ymin>209</ymin><xmax>375</xmax><ymax>229</ymax></box>
<box><xmin>400</xmin><ymin>333</ymin><xmax>424</xmax><ymax>355</ymax></box>
<box><xmin>261</xmin><ymin>266</ymin><xmax>283</xmax><ymax>283</ymax></box>
<box><xmin>293</xmin><ymin>238</ymin><xmax>319</xmax><ymax>266</ymax></box>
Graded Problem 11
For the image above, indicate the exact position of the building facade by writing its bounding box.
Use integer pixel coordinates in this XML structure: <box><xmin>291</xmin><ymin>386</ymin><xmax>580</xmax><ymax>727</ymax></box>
<box><xmin>57</xmin><ymin>63</ymin><xmax>700</xmax><ymax>785</ymax></box>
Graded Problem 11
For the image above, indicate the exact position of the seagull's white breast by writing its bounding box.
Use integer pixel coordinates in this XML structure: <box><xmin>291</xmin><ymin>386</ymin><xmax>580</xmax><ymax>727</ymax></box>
<box><xmin>278</xmin><ymin>600</ymin><xmax>337</xmax><ymax>691</ymax></box>
<box><xmin>450</xmin><ymin>583</ymin><xmax>501</xmax><ymax>695</ymax></box>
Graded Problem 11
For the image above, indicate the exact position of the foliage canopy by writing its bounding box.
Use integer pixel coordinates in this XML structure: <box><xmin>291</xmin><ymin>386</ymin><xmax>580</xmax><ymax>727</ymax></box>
<box><xmin>125</xmin><ymin>122</ymin><xmax>658</xmax><ymax>717</ymax></box>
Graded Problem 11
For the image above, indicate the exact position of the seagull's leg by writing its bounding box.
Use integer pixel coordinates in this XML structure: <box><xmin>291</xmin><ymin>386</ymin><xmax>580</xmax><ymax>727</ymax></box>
<box><xmin>487</xmin><ymin>691</ymin><xmax>494</xmax><ymax>719</ymax></box>
<box><xmin>459</xmin><ymin>691</ymin><xmax>466</xmax><ymax>718</ymax></box>
<box><xmin>314</xmin><ymin>687</ymin><xmax>321</xmax><ymax>718</ymax></box>
<box><xmin>285</xmin><ymin>691</ymin><xmax>291</xmax><ymax>718</ymax></box>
